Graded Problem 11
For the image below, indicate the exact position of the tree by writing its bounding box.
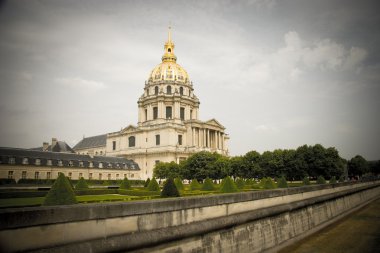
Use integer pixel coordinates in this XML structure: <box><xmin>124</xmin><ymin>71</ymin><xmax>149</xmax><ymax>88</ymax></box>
<box><xmin>329</xmin><ymin>176</ymin><xmax>337</xmax><ymax>184</ymax></box>
<box><xmin>189</xmin><ymin>179</ymin><xmax>201</xmax><ymax>191</ymax></box>
<box><xmin>201</xmin><ymin>178</ymin><xmax>215</xmax><ymax>191</ymax></box>
<box><xmin>242</xmin><ymin>151</ymin><xmax>263</xmax><ymax>178</ymax></box>
<box><xmin>235</xmin><ymin>178</ymin><xmax>246</xmax><ymax>189</ymax></box>
<box><xmin>174</xmin><ymin>178</ymin><xmax>184</xmax><ymax>191</ymax></box>
<box><xmin>220</xmin><ymin>176</ymin><xmax>238</xmax><ymax>193</ymax></box>
<box><xmin>181</xmin><ymin>152</ymin><xmax>222</xmax><ymax>180</ymax></box>
<box><xmin>348</xmin><ymin>155</ymin><xmax>369</xmax><ymax>177</ymax></box>
<box><xmin>43</xmin><ymin>173</ymin><xmax>77</xmax><ymax>206</ymax></box>
<box><xmin>153</xmin><ymin>162</ymin><xmax>181</xmax><ymax>179</ymax></box>
<box><xmin>144</xmin><ymin>178</ymin><xmax>151</xmax><ymax>187</ymax></box>
<box><xmin>316</xmin><ymin>176</ymin><xmax>326</xmax><ymax>184</ymax></box>
<box><xmin>161</xmin><ymin>178</ymin><xmax>180</xmax><ymax>197</ymax></box>
<box><xmin>147</xmin><ymin>177</ymin><xmax>160</xmax><ymax>191</ymax></box>
<box><xmin>277</xmin><ymin>176</ymin><xmax>288</xmax><ymax>188</ymax></box>
<box><xmin>75</xmin><ymin>177</ymin><xmax>89</xmax><ymax>190</ymax></box>
<box><xmin>302</xmin><ymin>176</ymin><xmax>311</xmax><ymax>185</ymax></box>
<box><xmin>119</xmin><ymin>177</ymin><xmax>131</xmax><ymax>189</ymax></box>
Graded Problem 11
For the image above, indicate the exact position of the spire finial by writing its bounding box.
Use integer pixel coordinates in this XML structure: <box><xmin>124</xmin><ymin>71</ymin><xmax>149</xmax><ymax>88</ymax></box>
<box><xmin>168</xmin><ymin>26</ymin><xmax>172</xmax><ymax>43</ymax></box>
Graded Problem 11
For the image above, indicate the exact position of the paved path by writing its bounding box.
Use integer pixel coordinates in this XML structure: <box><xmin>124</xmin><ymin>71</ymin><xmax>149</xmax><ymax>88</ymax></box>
<box><xmin>279</xmin><ymin>198</ymin><xmax>380</xmax><ymax>253</ymax></box>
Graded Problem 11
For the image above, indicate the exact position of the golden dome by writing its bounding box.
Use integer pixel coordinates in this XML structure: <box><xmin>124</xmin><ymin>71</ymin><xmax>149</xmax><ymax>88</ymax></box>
<box><xmin>148</xmin><ymin>27</ymin><xmax>190</xmax><ymax>84</ymax></box>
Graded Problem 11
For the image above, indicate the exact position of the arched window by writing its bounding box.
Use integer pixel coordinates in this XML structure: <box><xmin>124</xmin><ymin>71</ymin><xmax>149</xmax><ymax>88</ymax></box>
<box><xmin>179</xmin><ymin>87</ymin><xmax>184</xmax><ymax>95</ymax></box>
<box><xmin>129</xmin><ymin>136</ymin><xmax>136</xmax><ymax>147</ymax></box>
<box><xmin>155</xmin><ymin>86</ymin><xmax>159</xmax><ymax>95</ymax></box>
<box><xmin>167</xmin><ymin>85</ymin><xmax>172</xmax><ymax>94</ymax></box>
<box><xmin>168</xmin><ymin>48</ymin><xmax>171</xmax><ymax>53</ymax></box>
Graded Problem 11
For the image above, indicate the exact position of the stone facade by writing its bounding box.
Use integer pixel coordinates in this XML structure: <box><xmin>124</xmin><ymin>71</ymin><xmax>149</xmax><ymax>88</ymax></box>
<box><xmin>74</xmin><ymin>28</ymin><xmax>229</xmax><ymax>179</ymax></box>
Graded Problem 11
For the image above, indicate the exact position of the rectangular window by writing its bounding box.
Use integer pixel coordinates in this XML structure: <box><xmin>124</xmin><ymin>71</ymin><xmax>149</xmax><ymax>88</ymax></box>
<box><xmin>22</xmin><ymin>171</ymin><xmax>27</xmax><ymax>179</ymax></box>
<box><xmin>166</xmin><ymin>106</ymin><xmax>172</xmax><ymax>119</ymax></box>
<box><xmin>35</xmin><ymin>159</ymin><xmax>41</xmax><ymax>166</ymax></box>
<box><xmin>128</xmin><ymin>136</ymin><xmax>136</xmax><ymax>147</ymax></box>
<box><xmin>47</xmin><ymin>159</ymin><xmax>52</xmax><ymax>166</ymax></box>
<box><xmin>22</xmin><ymin>158</ymin><xmax>28</xmax><ymax>165</ymax></box>
<box><xmin>58</xmin><ymin>160</ymin><xmax>63</xmax><ymax>166</ymax></box>
<box><xmin>124</xmin><ymin>174</ymin><xmax>127</xmax><ymax>178</ymax></box>
<box><xmin>155</xmin><ymin>160</ymin><xmax>160</xmax><ymax>164</ymax></box>
<box><xmin>89</xmin><ymin>173</ymin><xmax>93</xmax><ymax>180</ymax></box>
<box><xmin>68</xmin><ymin>172</ymin><xmax>72</xmax><ymax>179</ymax></box>
<box><xmin>153</xmin><ymin>107</ymin><xmax>158</xmax><ymax>119</ymax></box>
<box><xmin>35</xmin><ymin>171</ymin><xmax>39</xmax><ymax>179</ymax></box>
<box><xmin>8</xmin><ymin>171</ymin><xmax>13</xmax><ymax>179</ymax></box>
<box><xmin>180</xmin><ymin>107</ymin><xmax>185</xmax><ymax>120</ymax></box>
<box><xmin>112</xmin><ymin>141</ymin><xmax>116</xmax><ymax>150</ymax></box>
<box><xmin>79</xmin><ymin>161</ymin><xmax>84</xmax><ymax>167</ymax></box>
<box><xmin>47</xmin><ymin>172</ymin><xmax>51</xmax><ymax>179</ymax></box>
<box><xmin>131</xmin><ymin>174</ymin><xmax>134</xmax><ymax>178</ymax></box>
<box><xmin>156</xmin><ymin>134</ymin><xmax>160</xmax><ymax>145</ymax></box>
<box><xmin>145</xmin><ymin>109</ymin><xmax>148</xmax><ymax>121</ymax></box>
<box><xmin>190</xmin><ymin>110</ymin><xmax>193</xmax><ymax>119</ymax></box>
<box><xmin>178</xmin><ymin>135</ymin><xmax>183</xmax><ymax>145</ymax></box>
<box><xmin>108</xmin><ymin>174</ymin><xmax>111</xmax><ymax>180</ymax></box>
<box><xmin>116</xmin><ymin>174</ymin><xmax>119</xmax><ymax>180</ymax></box>
<box><xmin>99</xmin><ymin>173</ymin><xmax>102</xmax><ymax>180</ymax></box>
<box><xmin>79</xmin><ymin>173</ymin><xmax>83</xmax><ymax>178</ymax></box>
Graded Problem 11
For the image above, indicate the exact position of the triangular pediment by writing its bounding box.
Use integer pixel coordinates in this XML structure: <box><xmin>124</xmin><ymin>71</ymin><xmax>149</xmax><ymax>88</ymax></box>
<box><xmin>121</xmin><ymin>125</ymin><xmax>138</xmax><ymax>133</ymax></box>
<box><xmin>205</xmin><ymin>118</ymin><xmax>225</xmax><ymax>129</ymax></box>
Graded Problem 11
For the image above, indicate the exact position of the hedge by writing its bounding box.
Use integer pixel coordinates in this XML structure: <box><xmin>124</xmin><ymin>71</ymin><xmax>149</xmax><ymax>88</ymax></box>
<box><xmin>0</xmin><ymin>191</ymin><xmax>48</xmax><ymax>198</ymax></box>
<box><xmin>118</xmin><ymin>189</ymin><xmax>160</xmax><ymax>196</ymax></box>
<box><xmin>0</xmin><ymin>178</ymin><xmax>17</xmax><ymax>185</ymax></box>
<box><xmin>74</xmin><ymin>189</ymin><xmax>118</xmax><ymax>196</ymax></box>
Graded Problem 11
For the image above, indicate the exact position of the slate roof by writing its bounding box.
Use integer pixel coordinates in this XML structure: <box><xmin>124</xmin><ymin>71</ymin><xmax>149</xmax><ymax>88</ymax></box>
<box><xmin>0</xmin><ymin>147</ymin><xmax>140</xmax><ymax>170</ymax></box>
<box><xmin>73</xmin><ymin>134</ymin><xmax>107</xmax><ymax>150</ymax></box>
<box><xmin>30</xmin><ymin>141</ymin><xmax>75</xmax><ymax>153</ymax></box>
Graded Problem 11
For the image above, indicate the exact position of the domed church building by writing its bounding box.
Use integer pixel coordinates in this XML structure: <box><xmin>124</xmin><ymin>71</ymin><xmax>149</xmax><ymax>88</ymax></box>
<box><xmin>74</xmin><ymin>28</ymin><xmax>229</xmax><ymax>179</ymax></box>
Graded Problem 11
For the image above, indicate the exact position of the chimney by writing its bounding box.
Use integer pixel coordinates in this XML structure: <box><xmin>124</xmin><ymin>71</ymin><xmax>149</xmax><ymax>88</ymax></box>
<box><xmin>52</xmin><ymin>138</ymin><xmax>58</xmax><ymax>148</ymax></box>
<box><xmin>43</xmin><ymin>142</ymin><xmax>49</xmax><ymax>151</ymax></box>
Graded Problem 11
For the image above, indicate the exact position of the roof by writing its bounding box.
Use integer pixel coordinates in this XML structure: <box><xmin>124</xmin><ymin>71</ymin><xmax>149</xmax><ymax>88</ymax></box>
<box><xmin>73</xmin><ymin>134</ymin><xmax>107</xmax><ymax>150</ymax></box>
<box><xmin>30</xmin><ymin>141</ymin><xmax>75</xmax><ymax>153</ymax></box>
<box><xmin>0</xmin><ymin>147</ymin><xmax>140</xmax><ymax>170</ymax></box>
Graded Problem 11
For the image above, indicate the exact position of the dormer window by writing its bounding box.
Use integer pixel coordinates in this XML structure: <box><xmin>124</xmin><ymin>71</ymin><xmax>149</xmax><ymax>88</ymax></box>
<box><xmin>35</xmin><ymin>159</ymin><xmax>41</xmax><ymax>166</ymax></box>
<box><xmin>22</xmin><ymin>158</ymin><xmax>28</xmax><ymax>165</ymax></box>
<box><xmin>79</xmin><ymin>161</ymin><xmax>84</xmax><ymax>167</ymax></box>
<box><xmin>99</xmin><ymin>162</ymin><xmax>103</xmax><ymax>169</ymax></box>
<box><xmin>58</xmin><ymin>160</ymin><xmax>63</xmax><ymax>166</ymax></box>
<box><xmin>108</xmin><ymin>163</ymin><xmax>112</xmax><ymax>168</ymax></box>
<box><xmin>8</xmin><ymin>157</ymin><xmax>15</xmax><ymax>165</ymax></box>
<box><xmin>47</xmin><ymin>159</ymin><xmax>52</xmax><ymax>166</ymax></box>
<box><xmin>89</xmin><ymin>162</ymin><xmax>93</xmax><ymax>168</ymax></box>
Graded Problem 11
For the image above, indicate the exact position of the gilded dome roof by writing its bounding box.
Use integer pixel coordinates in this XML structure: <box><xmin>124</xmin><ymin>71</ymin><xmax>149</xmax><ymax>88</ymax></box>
<box><xmin>148</xmin><ymin>27</ymin><xmax>190</xmax><ymax>84</ymax></box>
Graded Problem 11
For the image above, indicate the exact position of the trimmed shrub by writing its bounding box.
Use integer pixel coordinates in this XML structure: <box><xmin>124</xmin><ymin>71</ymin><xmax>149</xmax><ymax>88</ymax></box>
<box><xmin>329</xmin><ymin>176</ymin><xmax>337</xmax><ymax>184</ymax></box>
<box><xmin>0</xmin><ymin>178</ymin><xmax>17</xmax><ymax>185</ymax></box>
<box><xmin>201</xmin><ymin>178</ymin><xmax>215</xmax><ymax>191</ymax></box>
<box><xmin>317</xmin><ymin>176</ymin><xmax>326</xmax><ymax>184</ymax></box>
<box><xmin>277</xmin><ymin>176</ymin><xmax>288</xmax><ymax>188</ymax></box>
<box><xmin>235</xmin><ymin>178</ymin><xmax>245</xmax><ymax>189</ymax></box>
<box><xmin>119</xmin><ymin>178</ymin><xmax>132</xmax><ymax>190</ymax></box>
<box><xmin>75</xmin><ymin>177</ymin><xmax>89</xmax><ymax>190</ymax></box>
<box><xmin>161</xmin><ymin>178</ymin><xmax>180</xmax><ymax>197</ymax></box>
<box><xmin>17</xmin><ymin>179</ymin><xmax>54</xmax><ymax>185</ymax></box>
<box><xmin>245</xmin><ymin>178</ymin><xmax>254</xmax><ymax>186</ymax></box>
<box><xmin>147</xmin><ymin>177</ymin><xmax>160</xmax><ymax>191</ymax></box>
<box><xmin>189</xmin><ymin>179</ymin><xmax>201</xmax><ymax>191</ymax></box>
<box><xmin>261</xmin><ymin>177</ymin><xmax>276</xmax><ymax>189</ymax></box>
<box><xmin>174</xmin><ymin>178</ymin><xmax>184</xmax><ymax>191</ymax></box>
<box><xmin>43</xmin><ymin>173</ymin><xmax>77</xmax><ymax>206</ymax></box>
<box><xmin>144</xmin><ymin>178</ymin><xmax>151</xmax><ymax>188</ymax></box>
<box><xmin>220</xmin><ymin>176</ymin><xmax>238</xmax><ymax>193</ymax></box>
<box><xmin>75</xmin><ymin>189</ymin><xmax>118</xmax><ymax>195</ymax></box>
<box><xmin>302</xmin><ymin>176</ymin><xmax>311</xmax><ymax>185</ymax></box>
<box><xmin>118</xmin><ymin>189</ymin><xmax>160</xmax><ymax>196</ymax></box>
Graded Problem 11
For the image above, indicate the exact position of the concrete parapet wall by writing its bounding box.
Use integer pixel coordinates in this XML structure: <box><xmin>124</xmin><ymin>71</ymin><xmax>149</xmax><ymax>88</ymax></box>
<box><xmin>0</xmin><ymin>181</ymin><xmax>379</xmax><ymax>252</ymax></box>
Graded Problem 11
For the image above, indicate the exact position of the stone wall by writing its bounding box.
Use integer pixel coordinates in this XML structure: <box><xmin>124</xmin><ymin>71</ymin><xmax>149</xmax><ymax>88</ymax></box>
<box><xmin>0</xmin><ymin>181</ymin><xmax>379</xmax><ymax>252</ymax></box>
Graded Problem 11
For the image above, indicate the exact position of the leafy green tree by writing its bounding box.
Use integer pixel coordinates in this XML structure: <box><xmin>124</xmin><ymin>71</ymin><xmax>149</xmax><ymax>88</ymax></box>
<box><xmin>243</xmin><ymin>151</ymin><xmax>263</xmax><ymax>178</ymax></box>
<box><xmin>161</xmin><ymin>178</ymin><xmax>180</xmax><ymax>197</ymax></box>
<box><xmin>181</xmin><ymin>152</ymin><xmax>223</xmax><ymax>180</ymax></box>
<box><xmin>329</xmin><ymin>176</ymin><xmax>337</xmax><ymax>184</ymax></box>
<box><xmin>174</xmin><ymin>178</ymin><xmax>184</xmax><ymax>191</ymax></box>
<box><xmin>302</xmin><ymin>176</ymin><xmax>311</xmax><ymax>185</ymax></box>
<box><xmin>229</xmin><ymin>156</ymin><xmax>245</xmax><ymax>179</ymax></box>
<box><xmin>75</xmin><ymin>177</ymin><xmax>89</xmax><ymax>190</ymax></box>
<box><xmin>144</xmin><ymin>178</ymin><xmax>151</xmax><ymax>187</ymax></box>
<box><xmin>277</xmin><ymin>176</ymin><xmax>288</xmax><ymax>188</ymax></box>
<box><xmin>201</xmin><ymin>178</ymin><xmax>215</xmax><ymax>191</ymax></box>
<box><xmin>189</xmin><ymin>179</ymin><xmax>201</xmax><ymax>190</ymax></box>
<box><xmin>147</xmin><ymin>177</ymin><xmax>160</xmax><ymax>191</ymax></box>
<box><xmin>211</xmin><ymin>156</ymin><xmax>231</xmax><ymax>179</ymax></box>
<box><xmin>348</xmin><ymin>155</ymin><xmax>369</xmax><ymax>177</ymax></box>
<box><xmin>153</xmin><ymin>162</ymin><xmax>181</xmax><ymax>179</ymax></box>
<box><xmin>235</xmin><ymin>178</ymin><xmax>246</xmax><ymax>189</ymax></box>
<box><xmin>316</xmin><ymin>175</ymin><xmax>326</xmax><ymax>184</ymax></box>
<box><xmin>119</xmin><ymin>177</ymin><xmax>132</xmax><ymax>189</ymax></box>
<box><xmin>43</xmin><ymin>173</ymin><xmax>77</xmax><ymax>206</ymax></box>
<box><xmin>220</xmin><ymin>176</ymin><xmax>238</xmax><ymax>193</ymax></box>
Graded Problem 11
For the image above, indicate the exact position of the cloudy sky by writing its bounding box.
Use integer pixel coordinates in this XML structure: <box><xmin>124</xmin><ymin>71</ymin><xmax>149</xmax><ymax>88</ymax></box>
<box><xmin>0</xmin><ymin>0</ymin><xmax>379</xmax><ymax>160</ymax></box>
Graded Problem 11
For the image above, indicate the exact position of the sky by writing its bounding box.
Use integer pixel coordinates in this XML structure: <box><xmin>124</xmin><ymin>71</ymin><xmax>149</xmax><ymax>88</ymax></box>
<box><xmin>0</xmin><ymin>0</ymin><xmax>379</xmax><ymax>160</ymax></box>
